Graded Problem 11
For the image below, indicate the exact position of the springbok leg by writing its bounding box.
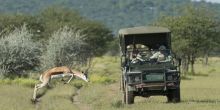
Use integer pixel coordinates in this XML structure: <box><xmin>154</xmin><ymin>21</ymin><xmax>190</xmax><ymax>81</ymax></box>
<box><xmin>66</xmin><ymin>74</ymin><xmax>74</xmax><ymax>84</ymax></box>
<box><xmin>32</xmin><ymin>84</ymin><xmax>38</xmax><ymax>100</ymax></box>
<box><xmin>32</xmin><ymin>79</ymin><xmax>49</xmax><ymax>100</ymax></box>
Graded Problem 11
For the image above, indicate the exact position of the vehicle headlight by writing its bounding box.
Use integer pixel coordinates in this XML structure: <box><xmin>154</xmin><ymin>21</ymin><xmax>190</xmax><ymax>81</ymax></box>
<box><xmin>134</xmin><ymin>76</ymin><xmax>141</xmax><ymax>82</ymax></box>
<box><xmin>128</xmin><ymin>75</ymin><xmax>141</xmax><ymax>83</ymax></box>
<box><xmin>167</xmin><ymin>75</ymin><xmax>173</xmax><ymax>81</ymax></box>
<box><xmin>167</xmin><ymin>74</ymin><xmax>178</xmax><ymax>81</ymax></box>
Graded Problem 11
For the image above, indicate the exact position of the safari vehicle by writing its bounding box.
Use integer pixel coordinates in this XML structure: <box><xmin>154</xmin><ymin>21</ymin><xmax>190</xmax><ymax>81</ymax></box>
<box><xmin>119</xmin><ymin>26</ymin><xmax>181</xmax><ymax>104</ymax></box>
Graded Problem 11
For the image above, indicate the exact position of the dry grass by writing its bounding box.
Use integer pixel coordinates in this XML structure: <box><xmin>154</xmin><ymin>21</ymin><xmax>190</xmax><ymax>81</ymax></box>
<box><xmin>0</xmin><ymin>84</ymin><xmax>78</xmax><ymax>110</ymax></box>
<box><xmin>0</xmin><ymin>56</ymin><xmax>220</xmax><ymax>110</ymax></box>
<box><xmin>77</xmin><ymin>56</ymin><xmax>220</xmax><ymax>110</ymax></box>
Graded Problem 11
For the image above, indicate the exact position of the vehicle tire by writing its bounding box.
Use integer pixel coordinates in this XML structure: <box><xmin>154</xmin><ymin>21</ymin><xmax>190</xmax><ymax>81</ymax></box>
<box><xmin>167</xmin><ymin>87</ymin><xmax>180</xmax><ymax>103</ymax></box>
<box><xmin>166</xmin><ymin>93</ymin><xmax>173</xmax><ymax>102</ymax></box>
<box><xmin>125</xmin><ymin>84</ymin><xmax>134</xmax><ymax>104</ymax></box>
<box><xmin>123</xmin><ymin>91</ymin><xmax>126</xmax><ymax>103</ymax></box>
<box><xmin>173</xmin><ymin>87</ymin><xmax>180</xmax><ymax>102</ymax></box>
<box><xmin>122</xmin><ymin>80</ymin><xmax>126</xmax><ymax>104</ymax></box>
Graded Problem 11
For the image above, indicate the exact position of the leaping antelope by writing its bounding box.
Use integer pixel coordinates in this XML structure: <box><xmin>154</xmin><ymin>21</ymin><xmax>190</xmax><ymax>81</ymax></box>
<box><xmin>32</xmin><ymin>66</ymin><xmax>89</xmax><ymax>101</ymax></box>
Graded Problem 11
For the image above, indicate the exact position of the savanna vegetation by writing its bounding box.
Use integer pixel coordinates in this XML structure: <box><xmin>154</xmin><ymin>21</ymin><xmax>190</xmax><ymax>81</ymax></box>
<box><xmin>0</xmin><ymin>0</ymin><xmax>220</xmax><ymax>110</ymax></box>
<box><xmin>0</xmin><ymin>56</ymin><xmax>220</xmax><ymax>110</ymax></box>
<box><xmin>0</xmin><ymin>7</ymin><xmax>114</xmax><ymax>78</ymax></box>
<box><xmin>154</xmin><ymin>5</ymin><xmax>220</xmax><ymax>75</ymax></box>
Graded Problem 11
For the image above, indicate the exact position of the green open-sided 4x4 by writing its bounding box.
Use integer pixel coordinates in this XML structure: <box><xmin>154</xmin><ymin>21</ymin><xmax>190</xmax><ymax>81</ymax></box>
<box><xmin>119</xmin><ymin>26</ymin><xmax>181</xmax><ymax>104</ymax></box>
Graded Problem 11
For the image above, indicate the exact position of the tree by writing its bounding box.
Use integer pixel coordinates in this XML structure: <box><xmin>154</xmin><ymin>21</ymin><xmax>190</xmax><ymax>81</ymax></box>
<box><xmin>40</xmin><ymin>27</ymin><xmax>90</xmax><ymax>70</ymax></box>
<box><xmin>0</xmin><ymin>7</ymin><xmax>114</xmax><ymax>56</ymax></box>
<box><xmin>154</xmin><ymin>5</ymin><xmax>219</xmax><ymax>75</ymax></box>
<box><xmin>38</xmin><ymin>7</ymin><xmax>113</xmax><ymax>56</ymax></box>
<box><xmin>0</xmin><ymin>14</ymin><xmax>44</xmax><ymax>41</ymax></box>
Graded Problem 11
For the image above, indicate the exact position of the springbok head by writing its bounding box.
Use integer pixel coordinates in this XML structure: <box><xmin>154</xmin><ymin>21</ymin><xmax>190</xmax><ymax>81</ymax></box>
<box><xmin>82</xmin><ymin>68</ymin><xmax>89</xmax><ymax>82</ymax></box>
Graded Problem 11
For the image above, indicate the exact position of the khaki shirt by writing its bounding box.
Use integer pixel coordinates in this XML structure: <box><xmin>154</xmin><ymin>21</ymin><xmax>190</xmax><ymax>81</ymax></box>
<box><xmin>150</xmin><ymin>51</ymin><xmax>165</xmax><ymax>61</ymax></box>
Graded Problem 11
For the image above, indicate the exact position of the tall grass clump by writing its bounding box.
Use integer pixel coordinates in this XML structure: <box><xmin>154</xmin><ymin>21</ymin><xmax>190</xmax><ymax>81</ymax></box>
<box><xmin>0</xmin><ymin>78</ymin><xmax>37</xmax><ymax>87</ymax></box>
<box><xmin>41</xmin><ymin>26</ymin><xmax>91</xmax><ymax>70</ymax></box>
<box><xmin>0</xmin><ymin>25</ymin><xmax>42</xmax><ymax>77</ymax></box>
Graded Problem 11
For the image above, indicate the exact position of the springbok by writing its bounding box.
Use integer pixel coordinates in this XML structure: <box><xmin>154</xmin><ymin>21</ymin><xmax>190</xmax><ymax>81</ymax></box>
<box><xmin>32</xmin><ymin>66</ymin><xmax>89</xmax><ymax>101</ymax></box>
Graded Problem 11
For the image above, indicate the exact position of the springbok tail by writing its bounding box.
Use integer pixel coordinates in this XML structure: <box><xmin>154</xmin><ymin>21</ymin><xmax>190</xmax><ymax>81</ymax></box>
<box><xmin>39</xmin><ymin>74</ymin><xmax>43</xmax><ymax>82</ymax></box>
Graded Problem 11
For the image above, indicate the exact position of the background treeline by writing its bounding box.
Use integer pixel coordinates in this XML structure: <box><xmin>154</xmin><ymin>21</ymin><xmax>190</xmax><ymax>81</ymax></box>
<box><xmin>154</xmin><ymin>5</ymin><xmax>220</xmax><ymax>75</ymax></box>
<box><xmin>0</xmin><ymin>0</ymin><xmax>220</xmax><ymax>33</ymax></box>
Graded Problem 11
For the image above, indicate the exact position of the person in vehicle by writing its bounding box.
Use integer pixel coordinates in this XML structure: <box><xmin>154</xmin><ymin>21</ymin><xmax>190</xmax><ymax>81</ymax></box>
<box><xmin>130</xmin><ymin>46</ymin><xmax>145</xmax><ymax>63</ymax></box>
<box><xmin>150</xmin><ymin>45</ymin><xmax>170</xmax><ymax>62</ymax></box>
<box><xmin>131</xmin><ymin>52</ymin><xmax>145</xmax><ymax>63</ymax></box>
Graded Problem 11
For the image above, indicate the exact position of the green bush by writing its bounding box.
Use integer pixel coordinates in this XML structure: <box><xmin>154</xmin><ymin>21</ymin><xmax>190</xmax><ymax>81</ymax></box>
<box><xmin>40</xmin><ymin>26</ymin><xmax>91</xmax><ymax>70</ymax></box>
<box><xmin>0</xmin><ymin>25</ymin><xmax>42</xmax><ymax>77</ymax></box>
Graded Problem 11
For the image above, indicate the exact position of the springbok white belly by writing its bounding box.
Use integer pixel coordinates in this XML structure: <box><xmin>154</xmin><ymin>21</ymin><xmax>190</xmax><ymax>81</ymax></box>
<box><xmin>51</xmin><ymin>73</ymin><xmax>72</xmax><ymax>79</ymax></box>
<box><xmin>51</xmin><ymin>74</ymin><xmax>64</xmax><ymax>79</ymax></box>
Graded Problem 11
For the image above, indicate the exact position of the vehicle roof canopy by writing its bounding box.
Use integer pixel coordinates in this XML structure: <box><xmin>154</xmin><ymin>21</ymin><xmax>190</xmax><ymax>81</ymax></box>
<box><xmin>119</xmin><ymin>26</ymin><xmax>170</xmax><ymax>35</ymax></box>
<box><xmin>118</xmin><ymin>26</ymin><xmax>171</xmax><ymax>55</ymax></box>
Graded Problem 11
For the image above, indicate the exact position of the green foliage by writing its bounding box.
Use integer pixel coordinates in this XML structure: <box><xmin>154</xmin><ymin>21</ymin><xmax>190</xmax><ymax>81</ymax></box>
<box><xmin>87</xmin><ymin>56</ymin><xmax>120</xmax><ymax>84</ymax></box>
<box><xmin>38</xmin><ymin>7</ymin><xmax>113</xmax><ymax>56</ymax></box>
<box><xmin>40</xmin><ymin>26</ymin><xmax>90</xmax><ymax>70</ymax></box>
<box><xmin>0</xmin><ymin>14</ymin><xmax>44</xmax><ymax>41</ymax></box>
<box><xmin>37</xmin><ymin>7</ymin><xmax>83</xmax><ymax>41</ymax></box>
<box><xmin>1</xmin><ymin>0</ymin><xmax>220</xmax><ymax>34</ymax></box>
<box><xmin>0</xmin><ymin>25</ymin><xmax>42</xmax><ymax>77</ymax></box>
<box><xmin>90</xmin><ymin>74</ymin><xmax>115</xmax><ymax>84</ymax></box>
<box><xmin>106</xmin><ymin>37</ymin><xmax>120</xmax><ymax>56</ymax></box>
<box><xmin>0</xmin><ymin>78</ymin><xmax>37</xmax><ymax>87</ymax></box>
<box><xmin>154</xmin><ymin>5</ymin><xmax>220</xmax><ymax>74</ymax></box>
<box><xmin>0</xmin><ymin>7</ymin><xmax>113</xmax><ymax>77</ymax></box>
<box><xmin>0</xmin><ymin>7</ymin><xmax>113</xmax><ymax>57</ymax></box>
<box><xmin>71</xmin><ymin>80</ymin><xmax>87</xmax><ymax>89</ymax></box>
<box><xmin>156</xmin><ymin>5</ymin><xmax>219</xmax><ymax>56</ymax></box>
<box><xmin>0</xmin><ymin>56</ymin><xmax>219</xmax><ymax>110</ymax></box>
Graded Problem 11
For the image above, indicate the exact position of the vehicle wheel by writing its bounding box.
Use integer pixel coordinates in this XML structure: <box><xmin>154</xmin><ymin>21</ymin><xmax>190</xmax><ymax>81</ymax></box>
<box><xmin>173</xmin><ymin>87</ymin><xmax>180</xmax><ymax>102</ymax></box>
<box><xmin>166</xmin><ymin>93</ymin><xmax>173</xmax><ymax>102</ymax></box>
<box><xmin>125</xmin><ymin>84</ymin><xmax>134</xmax><ymax>104</ymax></box>
<box><xmin>167</xmin><ymin>87</ymin><xmax>180</xmax><ymax>103</ymax></box>
<box><xmin>123</xmin><ymin>91</ymin><xmax>126</xmax><ymax>103</ymax></box>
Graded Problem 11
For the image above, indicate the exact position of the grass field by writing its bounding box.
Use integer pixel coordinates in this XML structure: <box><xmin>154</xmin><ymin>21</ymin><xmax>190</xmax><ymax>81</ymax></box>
<box><xmin>0</xmin><ymin>56</ymin><xmax>220</xmax><ymax>110</ymax></box>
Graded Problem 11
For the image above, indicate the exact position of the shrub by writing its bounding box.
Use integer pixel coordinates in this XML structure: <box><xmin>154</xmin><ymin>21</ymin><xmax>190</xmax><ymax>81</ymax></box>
<box><xmin>0</xmin><ymin>25</ymin><xmax>42</xmax><ymax>77</ymax></box>
<box><xmin>40</xmin><ymin>26</ymin><xmax>91</xmax><ymax>70</ymax></box>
